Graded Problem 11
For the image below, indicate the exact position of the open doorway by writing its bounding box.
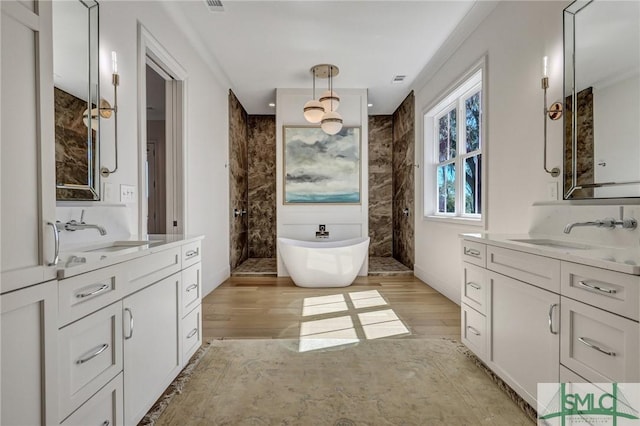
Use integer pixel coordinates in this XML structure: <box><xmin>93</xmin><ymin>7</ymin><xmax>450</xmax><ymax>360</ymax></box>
<box><xmin>138</xmin><ymin>24</ymin><xmax>186</xmax><ymax>236</ymax></box>
<box><xmin>145</xmin><ymin>64</ymin><xmax>167</xmax><ymax>234</ymax></box>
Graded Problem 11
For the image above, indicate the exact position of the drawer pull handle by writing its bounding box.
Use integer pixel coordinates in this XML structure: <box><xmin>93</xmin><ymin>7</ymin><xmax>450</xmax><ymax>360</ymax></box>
<box><xmin>185</xmin><ymin>249</ymin><xmax>199</xmax><ymax>258</ymax></box>
<box><xmin>76</xmin><ymin>343</ymin><xmax>109</xmax><ymax>364</ymax></box>
<box><xmin>578</xmin><ymin>337</ymin><xmax>616</xmax><ymax>357</ymax></box>
<box><xmin>467</xmin><ymin>282</ymin><xmax>481</xmax><ymax>290</ymax></box>
<box><xmin>187</xmin><ymin>328</ymin><xmax>198</xmax><ymax>339</ymax></box>
<box><xmin>464</xmin><ymin>248</ymin><xmax>481</xmax><ymax>257</ymax></box>
<box><xmin>102</xmin><ymin>421</ymin><xmax>110</xmax><ymax>426</ymax></box>
<box><xmin>186</xmin><ymin>284</ymin><xmax>198</xmax><ymax>292</ymax></box>
<box><xmin>75</xmin><ymin>284</ymin><xmax>110</xmax><ymax>299</ymax></box>
<box><xmin>124</xmin><ymin>308</ymin><xmax>134</xmax><ymax>339</ymax></box>
<box><xmin>548</xmin><ymin>303</ymin><xmax>558</xmax><ymax>335</ymax></box>
<box><xmin>578</xmin><ymin>280</ymin><xmax>617</xmax><ymax>295</ymax></box>
<box><xmin>466</xmin><ymin>326</ymin><xmax>481</xmax><ymax>336</ymax></box>
<box><xmin>47</xmin><ymin>222</ymin><xmax>60</xmax><ymax>266</ymax></box>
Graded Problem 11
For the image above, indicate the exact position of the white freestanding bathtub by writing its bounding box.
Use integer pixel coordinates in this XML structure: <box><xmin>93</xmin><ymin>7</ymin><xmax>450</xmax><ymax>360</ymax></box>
<box><xmin>277</xmin><ymin>237</ymin><xmax>370</xmax><ymax>288</ymax></box>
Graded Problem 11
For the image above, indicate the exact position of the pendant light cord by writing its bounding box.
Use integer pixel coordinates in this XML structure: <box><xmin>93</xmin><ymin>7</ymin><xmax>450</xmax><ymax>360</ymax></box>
<box><xmin>329</xmin><ymin>65</ymin><xmax>333</xmax><ymax>112</ymax></box>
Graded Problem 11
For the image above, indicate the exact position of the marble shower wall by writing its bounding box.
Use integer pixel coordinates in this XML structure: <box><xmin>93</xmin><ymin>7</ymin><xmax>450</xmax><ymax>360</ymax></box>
<box><xmin>368</xmin><ymin>116</ymin><xmax>393</xmax><ymax>257</ymax></box>
<box><xmin>54</xmin><ymin>87</ymin><xmax>96</xmax><ymax>200</ymax></box>
<box><xmin>564</xmin><ymin>87</ymin><xmax>594</xmax><ymax>198</ymax></box>
<box><xmin>247</xmin><ymin>116</ymin><xmax>277</xmax><ymax>258</ymax></box>
<box><xmin>392</xmin><ymin>92</ymin><xmax>415</xmax><ymax>269</ymax></box>
<box><xmin>229</xmin><ymin>90</ymin><xmax>248</xmax><ymax>270</ymax></box>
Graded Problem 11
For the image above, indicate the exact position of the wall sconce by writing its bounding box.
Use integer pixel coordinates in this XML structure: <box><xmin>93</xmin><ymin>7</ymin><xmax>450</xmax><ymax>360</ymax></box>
<box><xmin>82</xmin><ymin>99</ymin><xmax>113</xmax><ymax>131</ymax></box>
<box><xmin>99</xmin><ymin>51</ymin><xmax>120</xmax><ymax>178</ymax></box>
<box><xmin>542</xmin><ymin>56</ymin><xmax>561</xmax><ymax>177</ymax></box>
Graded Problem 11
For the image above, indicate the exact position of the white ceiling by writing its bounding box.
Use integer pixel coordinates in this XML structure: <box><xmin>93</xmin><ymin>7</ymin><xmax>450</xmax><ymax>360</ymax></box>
<box><xmin>170</xmin><ymin>1</ymin><xmax>478</xmax><ymax>115</ymax></box>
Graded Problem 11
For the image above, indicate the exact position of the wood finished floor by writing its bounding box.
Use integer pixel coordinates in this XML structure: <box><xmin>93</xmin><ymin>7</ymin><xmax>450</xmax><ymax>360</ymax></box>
<box><xmin>202</xmin><ymin>275</ymin><xmax>461</xmax><ymax>341</ymax></box>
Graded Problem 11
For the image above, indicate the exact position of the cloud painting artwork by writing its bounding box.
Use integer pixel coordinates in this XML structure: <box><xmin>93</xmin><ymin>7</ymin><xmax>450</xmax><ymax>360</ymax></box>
<box><xmin>284</xmin><ymin>127</ymin><xmax>360</xmax><ymax>203</ymax></box>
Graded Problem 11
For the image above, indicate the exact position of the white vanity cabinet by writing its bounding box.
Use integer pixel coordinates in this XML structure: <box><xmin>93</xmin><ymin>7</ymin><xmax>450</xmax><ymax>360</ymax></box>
<box><xmin>488</xmin><ymin>270</ymin><xmax>559</xmax><ymax>406</ymax></box>
<box><xmin>50</xmin><ymin>237</ymin><xmax>203</xmax><ymax>426</ymax></box>
<box><xmin>181</xmin><ymin>262</ymin><xmax>203</xmax><ymax>362</ymax></box>
<box><xmin>123</xmin><ymin>272</ymin><xmax>182</xmax><ymax>425</ymax></box>
<box><xmin>1</xmin><ymin>0</ymin><xmax>58</xmax><ymax>294</ymax></box>
<box><xmin>1</xmin><ymin>280</ymin><xmax>58</xmax><ymax>426</ymax></box>
<box><xmin>560</xmin><ymin>262</ymin><xmax>640</xmax><ymax>383</ymax></box>
<box><xmin>460</xmin><ymin>235</ymin><xmax>640</xmax><ymax>410</ymax></box>
<box><xmin>461</xmin><ymin>240</ymin><xmax>561</xmax><ymax>408</ymax></box>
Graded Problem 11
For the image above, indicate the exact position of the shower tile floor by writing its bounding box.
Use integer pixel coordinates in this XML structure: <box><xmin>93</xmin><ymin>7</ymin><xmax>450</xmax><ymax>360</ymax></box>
<box><xmin>231</xmin><ymin>258</ymin><xmax>277</xmax><ymax>276</ymax></box>
<box><xmin>368</xmin><ymin>257</ymin><xmax>412</xmax><ymax>276</ymax></box>
<box><xmin>231</xmin><ymin>257</ymin><xmax>412</xmax><ymax>277</ymax></box>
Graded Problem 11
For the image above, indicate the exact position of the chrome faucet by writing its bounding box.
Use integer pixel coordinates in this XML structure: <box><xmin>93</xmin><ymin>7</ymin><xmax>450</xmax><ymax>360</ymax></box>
<box><xmin>63</xmin><ymin>210</ymin><xmax>107</xmax><ymax>236</ymax></box>
<box><xmin>564</xmin><ymin>208</ymin><xmax>637</xmax><ymax>234</ymax></box>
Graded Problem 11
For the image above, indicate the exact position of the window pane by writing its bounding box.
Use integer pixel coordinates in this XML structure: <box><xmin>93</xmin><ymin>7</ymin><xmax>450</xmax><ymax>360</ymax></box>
<box><xmin>464</xmin><ymin>154</ymin><xmax>482</xmax><ymax>215</ymax></box>
<box><xmin>465</xmin><ymin>92</ymin><xmax>481</xmax><ymax>152</ymax></box>
<box><xmin>449</xmin><ymin>109</ymin><xmax>457</xmax><ymax>159</ymax></box>
<box><xmin>438</xmin><ymin>116</ymin><xmax>448</xmax><ymax>162</ymax></box>
<box><xmin>437</xmin><ymin>163</ymin><xmax>456</xmax><ymax>214</ymax></box>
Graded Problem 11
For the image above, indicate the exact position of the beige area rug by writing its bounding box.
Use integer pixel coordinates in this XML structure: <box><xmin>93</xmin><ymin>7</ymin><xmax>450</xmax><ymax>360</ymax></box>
<box><xmin>145</xmin><ymin>338</ymin><xmax>535</xmax><ymax>426</ymax></box>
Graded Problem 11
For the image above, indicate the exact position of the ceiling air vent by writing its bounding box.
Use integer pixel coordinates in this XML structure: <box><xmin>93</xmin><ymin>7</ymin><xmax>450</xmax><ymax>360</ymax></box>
<box><xmin>392</xmin><ymin>75</ymin><xmax>406</xmax><ymax>84</ymax></box>
<box><xmin>205</xmin><ymin>0</ymin><xmax>224</xmax><ymax>12</ymax></box>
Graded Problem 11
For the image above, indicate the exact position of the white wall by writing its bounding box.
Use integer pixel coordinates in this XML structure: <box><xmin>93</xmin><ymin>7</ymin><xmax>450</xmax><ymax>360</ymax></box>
<box><xmin>55</xmin><ymin>2</ymin><xmax>230</xmax><ymax>295</ymax></box>
<box><xmin>275</xmin><ymin>88</ymin><xmax>369</xmax><ymax>276</ymax></box>
<box><xmin>413</xmin><ymin>1</ymin><xmax>569</xmax><ymax>303</ymax></box>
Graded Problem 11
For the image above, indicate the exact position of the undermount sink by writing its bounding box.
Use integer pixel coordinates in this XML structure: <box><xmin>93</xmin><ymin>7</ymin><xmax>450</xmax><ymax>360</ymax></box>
<box><xmin>81</xmin><ymin>240</ymin><xmax>160</xmax><ymax>253</ymax></box>
<box><xmin>508</xmin><ymin>238</ymin><xmax>595</xmax><ymax>250</ymax></box>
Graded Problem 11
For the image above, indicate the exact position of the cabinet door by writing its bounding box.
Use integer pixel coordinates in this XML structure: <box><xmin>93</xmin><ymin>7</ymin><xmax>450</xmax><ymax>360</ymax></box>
<box><xmin>1</xmin><ymin>0</ymin><xmax>57</xmax><ymax>293</ymax></box>
<box><xmin>1</xmin><ymin>280</ymin><xmax>58</xmax><ymax>425</ymax></box>
<box><xmin>488</xmin><ymin>271</ymin><xmax>560</xmax><ymax>408</ymax></box>
<box><xmin>123</xmin><ymin>273</ymin><xmax>181</xmax><ymax>425</ymax></box>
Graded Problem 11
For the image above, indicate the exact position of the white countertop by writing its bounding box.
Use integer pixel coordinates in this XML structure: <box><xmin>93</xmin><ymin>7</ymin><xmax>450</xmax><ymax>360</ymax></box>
<box><xmin>56</xmin><ymin>234</ymin><xmax>204</xmax><ymax>279</ymax></box>
<box><xmin>461</xmin><ymin>233</ymin><xmax>640</xmax><ymax>275</ymax></box>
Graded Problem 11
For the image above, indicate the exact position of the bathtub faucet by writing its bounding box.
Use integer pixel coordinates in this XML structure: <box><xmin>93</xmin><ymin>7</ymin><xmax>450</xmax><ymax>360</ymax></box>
<box><xmin>316</xmin><ymin>224</ymin><xmax>329</xmax><ymax>239</ymax></box>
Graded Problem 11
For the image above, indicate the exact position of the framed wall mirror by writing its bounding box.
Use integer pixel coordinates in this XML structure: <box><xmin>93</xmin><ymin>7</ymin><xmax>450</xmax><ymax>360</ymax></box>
<box><xmin>563</xmin><ymin>0</ymin><xmax>640</xmax><ymax>199</ymax></box>
<box><xmin>53</xmin><ymin>0</ymin><xmax>101</xmax><ymax>201</ymax></box>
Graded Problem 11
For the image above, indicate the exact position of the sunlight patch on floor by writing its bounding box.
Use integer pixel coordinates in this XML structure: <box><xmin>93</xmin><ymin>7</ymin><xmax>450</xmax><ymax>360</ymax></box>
<box><xmin>299</xmin><ymin>290</ymin><xmax>410</xmax><ymax>352</ymax></box>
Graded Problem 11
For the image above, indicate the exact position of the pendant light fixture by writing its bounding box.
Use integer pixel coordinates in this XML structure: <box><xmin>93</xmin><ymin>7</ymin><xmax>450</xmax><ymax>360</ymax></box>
<box><xmin>319</xmin><ymin>64</ymin><xmax>343</xmax><ymax>135</ymax></box>
<box><xmin>303</xmin><ymin>66</ymin><xmax>324</xmax><ymax>123</ymax></box>
<box><xmin>303</xmin><ymin>64</ymin><xmax>343</xmax><ymax>135</ymax></box>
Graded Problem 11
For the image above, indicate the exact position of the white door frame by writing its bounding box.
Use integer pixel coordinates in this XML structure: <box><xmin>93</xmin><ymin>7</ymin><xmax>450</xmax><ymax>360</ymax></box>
<box><xmin>137</xmin><ymin>23</ymin><xmax>188</xmax><ymax>235</ymax></box>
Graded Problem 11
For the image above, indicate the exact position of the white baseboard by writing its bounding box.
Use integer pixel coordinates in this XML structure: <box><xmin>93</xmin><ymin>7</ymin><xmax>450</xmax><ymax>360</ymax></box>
<box><xmin>203</xmin><ymin>264</ymin><xmax>230</xmax><ymax>297</ymax></box>
<box><xmin>413</xmin><ymin>264</ymin><xmax>460</xmax><ymax>306</ymax></box>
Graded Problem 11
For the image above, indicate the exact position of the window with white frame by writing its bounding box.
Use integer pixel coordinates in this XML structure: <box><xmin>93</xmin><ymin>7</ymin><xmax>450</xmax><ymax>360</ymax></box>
<box><xmin>424</xmin><ymin>68</ymin><xmax>483</xmax><ymax>221</ymax></box>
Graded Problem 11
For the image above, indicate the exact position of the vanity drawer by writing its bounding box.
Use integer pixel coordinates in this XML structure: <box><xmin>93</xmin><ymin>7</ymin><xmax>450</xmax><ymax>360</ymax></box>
<box><xmin>61</xmin><ymin>372</ymin><xmax>123</xmax><ymax>426</ymax></box>
<box><xmin>125</xmin><ymin>246</ymin><xmax>181</xmax><ymax>295</ymax></box>
<box><xmin>561</xmin><ymin>297</ymin><xmax>639</xmax><ymax>383</ymax></box>
<box><xmin>461</xmin><ymin>240</ymin><xmax>486</xmax><ymax>268</ymax></box>
<box><xmin>181</xmin><ymin>263</ymin><xmax>201</xmax><ymax>317</ymax></box>
<box><xmin>182</xmin><ymin>305</ymin><xmax>202</xmax><ymax>363</ymax></box>
<box><xmin>58</xmin><ymin>302</ymin><xmax>123</xmax><ymax>421</ymax></box>
<box><xmin>461</xmin><ymin>303</ymin><xmax>486</xmax><ymax>360</ymax></box>
<box><xmin>461</xmin><ymin>262</ymin><xmax>488</xmax><ymax>315</ymax></box>
<box><xmin>58</xmin><ymin>264</ymin><xmax>123</xmax><ymax>327</ymax></box>
<box><xmin>559</xmin><ymin>365</ymin><xmax>589</xmax><ymax>383</ymax></box>
<box><xmin>487</xmin><ymin>246</ymin><xmax>560</xmax><ymax>293</ymax></box>
<box><xmin>182</xmin><ymin>240</ymin><xmax>202</xmax><ymax>268</ymax></box>
<box><xmin>561</xmin><ymin>261</ymin><xmax>640</xmax><ymax>321</ymax></box>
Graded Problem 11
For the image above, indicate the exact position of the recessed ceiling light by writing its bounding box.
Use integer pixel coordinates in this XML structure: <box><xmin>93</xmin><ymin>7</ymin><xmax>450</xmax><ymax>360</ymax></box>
<box><xmin>268</xmin><ymin>102</ymin><xmax>276</xmax><ymax>108</ymax></box>
<box><xmin>367</xmin><ymin>103</ymin><xmax>373</xmax><ymax>108</ymax></box>
<box><xmin>392</xmin><ymin>75</ymin><xmax>406</xmax><ymax>84</ymax></box>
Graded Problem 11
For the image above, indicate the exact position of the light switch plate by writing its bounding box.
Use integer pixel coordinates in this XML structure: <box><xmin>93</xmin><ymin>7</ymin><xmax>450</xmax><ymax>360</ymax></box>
<box><xmin>547</xmin><ymin>182</ymin><xmax>558</xmax><ymax>201</ymax></box>
<box><xmin>120</xmin><ymin>184</ymin><xmax>136</xmax><ymax>203</ymax></box>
